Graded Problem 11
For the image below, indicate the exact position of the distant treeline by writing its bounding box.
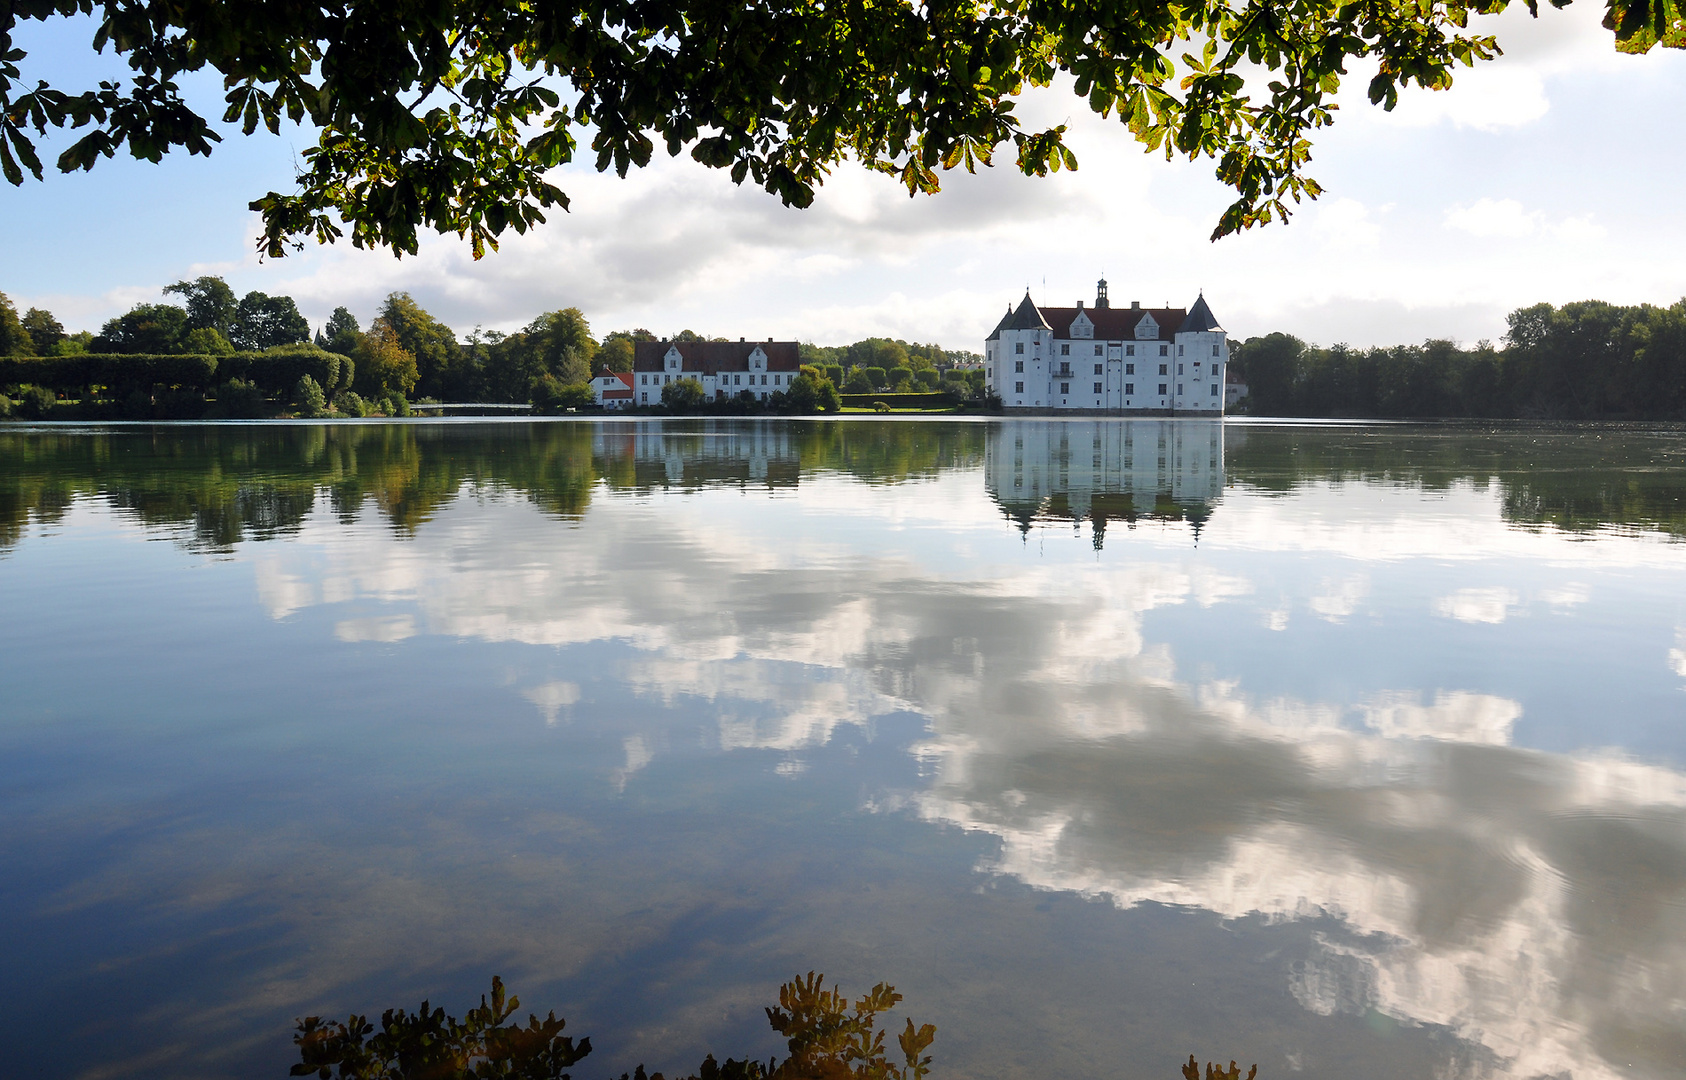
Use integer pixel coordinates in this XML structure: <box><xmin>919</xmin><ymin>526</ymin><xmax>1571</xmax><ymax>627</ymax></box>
<box><xmin>1234</xmin><ymin>299</ymin><xmax>1686</xmax><ymax>419</ymax></box>
<box><xmin>0</xmin><ymin>282</ymin><xmax>986</xmax><ymax>414</ymax></box>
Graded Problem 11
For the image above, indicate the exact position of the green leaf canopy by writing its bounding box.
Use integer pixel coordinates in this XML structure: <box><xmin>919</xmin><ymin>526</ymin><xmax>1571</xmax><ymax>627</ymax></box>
<box><xmin>2</xmin><ymin>0</ymin><xmax>1678</xmax><ymax>256</ymax></box>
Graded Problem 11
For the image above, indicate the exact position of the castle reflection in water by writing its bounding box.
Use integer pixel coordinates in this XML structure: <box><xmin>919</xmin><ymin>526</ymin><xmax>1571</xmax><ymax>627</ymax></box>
<box><xmin>985</xmin><ymin>419</ymin><xmax>1226</xmax><ymax>545</ymax></box>
<box><xmin>584</xmin><ymin>419</ymin><xmax>1226</xmax><ymax>547</ymax></box>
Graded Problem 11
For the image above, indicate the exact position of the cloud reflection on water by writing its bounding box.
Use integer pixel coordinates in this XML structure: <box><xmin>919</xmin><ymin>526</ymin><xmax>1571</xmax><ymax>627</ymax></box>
<box><xmin>229</xmin><ymin>423</ymin><xmax>1686</xmax><ymax>1080</ymax></box>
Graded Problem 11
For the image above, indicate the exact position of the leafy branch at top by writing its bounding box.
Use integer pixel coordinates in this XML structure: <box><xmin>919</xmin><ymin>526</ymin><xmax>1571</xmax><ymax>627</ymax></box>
<box><xmin>5</xmin><ymin>0</ymin><xmax>1672</xmax><ymax>257</ymax></box>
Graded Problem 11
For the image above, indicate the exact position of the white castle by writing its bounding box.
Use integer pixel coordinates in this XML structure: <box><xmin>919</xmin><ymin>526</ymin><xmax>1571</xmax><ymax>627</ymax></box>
<box><xmin>985</xmin><ymin>279</ymin><xmax>1227</xmax><ymax>414</ymax></box>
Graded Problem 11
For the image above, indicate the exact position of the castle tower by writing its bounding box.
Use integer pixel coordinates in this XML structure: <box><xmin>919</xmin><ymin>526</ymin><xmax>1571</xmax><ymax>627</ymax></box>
<box><xmin>1095</xmin><ymin>277</ymin><xmax>1110</xmax><ymax>309</ymax></box>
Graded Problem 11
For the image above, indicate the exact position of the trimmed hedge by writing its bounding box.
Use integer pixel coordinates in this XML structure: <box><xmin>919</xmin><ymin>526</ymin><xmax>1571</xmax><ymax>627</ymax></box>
<box><xmin>220</xmin><ymin>347</ymin><xmax>352</xmax><ymax>395</ymax></box>
<box><xmin>839</xmin><ymin>391</ymin><xmax>956</xmax><ymax>409</ymax></box>
<box><xmin>0</xmin><ymin>353</ymin><xmax>218</xmax><ymax>393</ymax></box>
<box><xmin>0</xmin><ymin>346</ymin><xmax>351</xmax><ymax>396</ymax></box>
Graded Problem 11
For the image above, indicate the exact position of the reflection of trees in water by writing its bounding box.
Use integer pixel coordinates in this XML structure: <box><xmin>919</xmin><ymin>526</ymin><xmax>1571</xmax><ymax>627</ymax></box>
<box><xmin>1223</xmin><ymin>424</ymin><xmax>1686</xmax><ymax>539</ymax></box>
<box><xmin>5</xmin><ymin>422</ymin><xmax>1686</xmax><ymax>554</ymax></box>
<box><xmin>0</xmin><ymin>421</ymin><xmax>991</xmax><ymax>553</ymax></box>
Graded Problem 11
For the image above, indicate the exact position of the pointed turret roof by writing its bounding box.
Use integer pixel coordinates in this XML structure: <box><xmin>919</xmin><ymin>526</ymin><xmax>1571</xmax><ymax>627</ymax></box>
<box><xmin>985</xmin><ymin>303</ymin><xmax>1014</xmax><ymax>342</ymax></box>
<box><xmin>1007</xmin><ymin>290</ymin><xmax>1051</xmax><ymax>331</ymax></box>
<box><xmin>1178</xmin><ymin>293</ymin><xmax>1223</xmax><ymax>334</ymax></box>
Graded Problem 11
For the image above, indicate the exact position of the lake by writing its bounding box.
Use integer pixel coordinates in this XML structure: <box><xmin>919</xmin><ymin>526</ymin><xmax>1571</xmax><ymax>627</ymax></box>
<box><xmin>3</xmin><ymin>418</ymin><xmax>1685</xmax><ymax>1080</ymax></box>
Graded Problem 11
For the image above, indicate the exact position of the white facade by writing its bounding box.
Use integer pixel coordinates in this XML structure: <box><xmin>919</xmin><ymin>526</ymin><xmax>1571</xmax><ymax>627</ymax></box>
<box><xmin>984</xmin><ymin>282</ymin><xmax>1228</xmax><ymax>415</ymax></box>
<box><xmin>592</xmin><ymin>370</ymin><xmax>635</xmax><ymax>409</ymax></box>
<box><xmin>630</xmin><ymin>340</ymin><xmax>802</xmax><ymax>406</ymax></box>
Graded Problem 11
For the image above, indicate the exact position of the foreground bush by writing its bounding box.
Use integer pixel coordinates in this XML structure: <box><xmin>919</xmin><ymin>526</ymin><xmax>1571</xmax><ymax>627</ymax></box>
<box><xmin>292</xmin><ymin>973</ymin><xmax>1254</xmax><ymax>1080</ymax></box>
<box><xmin>293</xmin><ymin>973</ymin><xmax>934</xmax><ymax>1080</ymax></box>
<box><xmin>294</xmin><ymin>375</ymin><xmax>329</xmax><ymax>418</ymax></box>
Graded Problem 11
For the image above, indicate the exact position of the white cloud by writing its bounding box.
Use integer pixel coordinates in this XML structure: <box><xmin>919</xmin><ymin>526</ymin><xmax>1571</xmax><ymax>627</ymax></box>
<box><xmin>523</xmin><ymin>681</ymin><xmax>581</xmax><ymax>725</ymax></box>
<box><xmin>1309</xmin><ymin>575</ymin><xmax>1369</xmax><ymax>621</ymax></box>
<box><xmin>1434</xmin><ymin>586</ymin><xmax>1520</xmax><ymax>624</ymax></box>
<box><xmin>1446</xmin><ymin>198</ymin><xmax>1542</xmax><ymax>239</ymax></box>
<box><xmin>1540</xmin><ymin>582</ymin><xmax>1591</xmax><ymax>608</ymax></box>
<box><xmin>1671</xmin><ymin>629</ymin><xmax>1686</xmax><ymax>678</ymax></box>
<box><xmin>1361</xmin><ymin>691</ymin><xmax>1522</xmax><ymax>745</ymax></box>
<box><xmin>332</xmin><ymin>615</ymin><xmax>417</xmax><ymax>642</ymax></box>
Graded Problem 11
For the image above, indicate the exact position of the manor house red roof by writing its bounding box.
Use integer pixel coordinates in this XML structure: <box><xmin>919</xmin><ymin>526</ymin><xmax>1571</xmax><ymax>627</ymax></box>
<box><xmin>632</xmin><ymin>340</ymin><xmax>801</xmax><ymax>375</ymax></box>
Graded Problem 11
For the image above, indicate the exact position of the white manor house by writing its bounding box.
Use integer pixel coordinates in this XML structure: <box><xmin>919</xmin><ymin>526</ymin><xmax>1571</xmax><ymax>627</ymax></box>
<box><xmin>986</xmin><ymin>280</ymin><xmax>1227</xmax><ymax>414</ymax></box>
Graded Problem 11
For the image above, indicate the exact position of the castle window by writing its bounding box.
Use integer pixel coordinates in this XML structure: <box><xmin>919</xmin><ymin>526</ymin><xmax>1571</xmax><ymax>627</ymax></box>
<box><xmin>1125</xmin><ymin>383</ymin><xmax>1134</xmax><ymax>395</ymax></box>
<box><xmin>1015</xmin><ymin>342</ymin><xmax>1024</xmax><ymax>354</ymax></box>
<box><xmin>1212</xmin><ymin>343</ymin><xmax>1220</xmax><ymax>356</ymax></box>
<box><xmin>1061</xmin><ymin>344</ymin><xmax>1070</xmax><ymax>355</ymax></box>
<box><xmin>1179</xmin><ymin>344</ymin><xmax>1184</xmax><ymax>356</ymax></box>
<box><xmin>1059</xmin><ymin>382</ymin><xmax>1070</xmax><ymax>394</ymax></box>
<box><xmin>1126</xmin><ymin>363</ymin><xmax>1134</xmax><ymax>375</ymax></box>
<box><xmin>1159</xmin><ymin>344</ymin><xmax>1168</xmax><ymax>356</ymax></box>
<box><xmin>1159</xmin><ymin>364</ymin><xmax>1168</xmax><ymax>375</ymax></box>
<box><xmin>1126</xmin><ymin>344</ymin><xmax>1135</xmax><ymax>356</ymax></box>
<box><xmin>1093</xmin><ymin>382</ymin><xmax>1102</xmax><ymax>394</ymax></box>
<box><xmin>1211</xmin><ymin>384</ymin><xmax>1219</xmax><ymax>396</ymax></box>
<box><xmin>1014</xmin><ymin>381</ymin><xmax>1024</xmax><ymax>393</ymax></box>
<box><xmin>1158</xmin><ymin>383</ymin><xmax>1167</xmax><ymax>395</ymax></box>
<box><xmin>1178</xmin><ymin>383</ymin><xmax>1184</xmax><ymax>395</ymax></box>
<box><xmin>1093</xmin><ymin>364</ymin><xmax>1103</xmax><ymax>375</ymax></box>
<box><xmin>1014</xmin><ymin>360</ymin><xmax>1024</xmax><ymax>373</ymax></box>
<box><xmin>1094</xmin><ymin>345</ymin><xmax>1102</xmax><ymax>356</ymax></box>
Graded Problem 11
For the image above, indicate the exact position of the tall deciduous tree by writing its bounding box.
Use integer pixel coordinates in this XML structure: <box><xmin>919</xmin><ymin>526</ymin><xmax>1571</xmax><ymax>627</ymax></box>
<box><xmin>163</xmin><ymin>276</ymin><xmax>238</xmax><ymax>337</ymax></box>
<box><xmin>7</xmin><ymin>1</ymin><xmax>1676</xmax><ymax>258</ymax></box>
<box><xmin>352</xmin><ymin>317</ymin><xmax>420</xmax><ymax>397</ymax></box>
<box><xmin>92</xmin><ymin>303</ymin><xmax>189</xmax><ymax>353</ymax></box>
<box><xmin>318</xmin><ymin>306</ymin><xmax>361</xmax><ymax>355</ymax></box>
<box><xmin>232</xmin><ymin>291</ymin><xmax>311</xmax><ymax>350</ymax></box>
<box><xmin>20</xmin><ymin>307</ymin><xmax>63</xmax><ymax>353</ymax></box>
<box><xmin>0</xmin><ymin>292</ymin><xmax>34</xmax><ymax>355</ymax></box>
<box><xmin>526</xmin><ymin>309</ymin><xmax>597</xmax><ymax>376</ymax></box>
<box><xmin>379</xmin><ymin>292</ymin><xmax>463</xmax><ymax>398</ymax></box>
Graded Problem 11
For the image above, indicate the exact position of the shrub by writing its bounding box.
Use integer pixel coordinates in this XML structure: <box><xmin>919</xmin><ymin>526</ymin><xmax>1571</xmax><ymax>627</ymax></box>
<box><xmin>382</xmin><ymin>392</ymin><xmax>412</xmax><ymax>417</ymax></box>
<box><xmin>843</xmin><ymin>369</ymin><xmax>874</xmax><ymax>394</ymax></box>
<box><xmin>823</xmin><ymin>363</ymin><xmax>844</xmax><ymax>386</ymax></box>
<box><xmin>660</xmin><ymin>376</ymin><xmax>707</xmax><ymax>411</ymax></box>
<box><xmin>291</xmin><ymin>974</ymin><xmax>936</xmax><ymax>1080</ymax></box>
<box><xmin>293</xmin><ymin>375</ymin><xmax>328</xmax><ymax>418</ymax></box>
<box><xmin>215</xmin><ymin>379</ymin><xmax>267</xmax><ymax>419</ymax></box>
<box><xmin>120</xmin><ymin>389</ymin><xmax>153</xmax><ymax>419</ymax></box>
<box><xmin>181</xmin><ymin>327</ymin><xmax>235</xmax><ymax>354</ymax></box>
<box><xmin>862</xmin><ymin>366</ymin><xmax>887</xmax><ymax>388</ymax></box>
<box><xmin>915</xmin><ymin>369</ymin><xmax>940</xmax><ymax>389</ymax></box>
<box><xmin>785</xmin><ymin>372</ymin><xmax>842</xmax><ymax>414</ymax></box>
<box><xmin>336</xmin><ymin>390</ymin><xmax>368</xmax><ymax>418</ymax></box>
<box><xmin>887</xmin><ymin>366</ymin><xmax>913</xmax><ymax>389</ymax></box>
<box><xmin>530</xmin><ymin>374</ymin><xmax>596</xmax><ymax>414</ymax></box>
<box><xmin>0</xmin><ymin>394</ymin><xmax>12</xmax><ymax>419</ymax></box>
<box><xmin>16</xmin><ymin>384</ymin><xmax>56</xmax><ymax>419</ymax></box>
<box><xmin>155</xmin><ymin>388</ymin><xmax>207</xmax><ymax>419</ymax></box>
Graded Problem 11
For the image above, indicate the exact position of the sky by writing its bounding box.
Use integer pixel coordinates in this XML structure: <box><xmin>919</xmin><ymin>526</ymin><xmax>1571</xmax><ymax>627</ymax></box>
<box><xmin>2</xmin><ymin>4</ymin><xmax>1684</xmax><ymax>351</ymax></box>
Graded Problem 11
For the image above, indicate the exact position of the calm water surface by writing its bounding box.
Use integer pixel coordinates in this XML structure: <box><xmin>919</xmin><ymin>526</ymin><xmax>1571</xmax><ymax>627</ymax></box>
<box><xmin>3</xmin><ymin>418</ymin><xmax>1686</xmax><ymax>1080</ymax></box>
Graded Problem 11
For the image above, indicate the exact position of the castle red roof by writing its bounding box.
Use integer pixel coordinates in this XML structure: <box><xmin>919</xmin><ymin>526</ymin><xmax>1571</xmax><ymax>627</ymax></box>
<box><xmin>1039</xmin><ymin>306</ymin><xmax>1185</xmax><ymax>343</ymax></box>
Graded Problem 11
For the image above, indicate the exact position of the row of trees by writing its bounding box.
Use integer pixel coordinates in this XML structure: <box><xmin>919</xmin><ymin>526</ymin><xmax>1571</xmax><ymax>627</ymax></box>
<box><xmin>1233</xmin><ymin>299</ymin><xmax>1686</xmax><ymax>420</ymax></box>
<box><xmin>3</xmin><ymin>284</ymin><xmax>986</xmax><ymax>409</ymax></box>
